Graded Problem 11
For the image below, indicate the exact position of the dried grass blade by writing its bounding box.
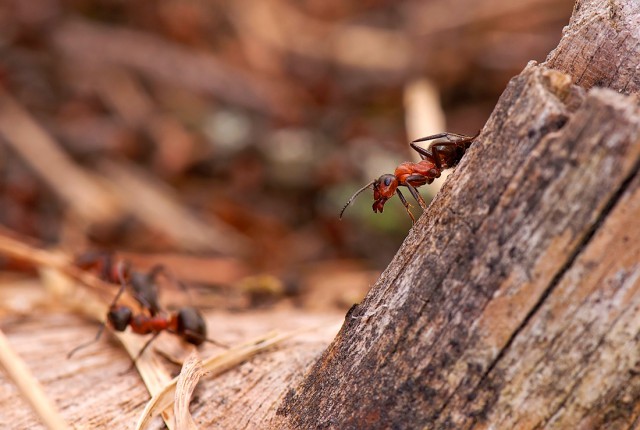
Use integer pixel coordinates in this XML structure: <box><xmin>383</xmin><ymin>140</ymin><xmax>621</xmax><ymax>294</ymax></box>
<box><xmin>0</xmin><ymin>329</ymin><xmax>70</xmax><ymax>430</ymax></box>
<box><xmin>0</xmin><ymin>90</ymin><xmax>119</xmax><ymax>224</ymax></box>
<box><xmin>174</xmin><ymin>351</ymin><xmax>204</xmax><ymax>430</ymax></box>
<box><xmin>99</xmin><ymin>160</ymin><xmax>250</xmax><ymax>255</ymax></box>
<box><xmin>136</xmin><ymin>330</ymin><xmax>284</xmax><ymax>430</ymax></box>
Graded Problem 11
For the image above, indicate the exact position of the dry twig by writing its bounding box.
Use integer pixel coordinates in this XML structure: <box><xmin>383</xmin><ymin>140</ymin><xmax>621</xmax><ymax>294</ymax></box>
<box><xmin>0</xmin><ymin>329</ymin><xmax>69</xmax><ymax>430</ymax></box>
<box><xmin>135</xmin><ymin>326</ymin><xmax>335</xmax><ymax>430</ymax></box>
<box><xmin>99</xmin><ymin>160</ymin><xmax>251</xmax><ymax>255</ymax></box>
<box><xmin>53</xmin><ymin>19</ymin><xmax>305</xmax><ymax>120</ymax></box>
<box><xmin>173</xmin><ymin>351</ymin><xmax>204</xmax><ymax>430</ymax></box>
<box><xmin>0</xmin><ymin>90</ymin><xmax>120</xmax><ymax>225</ymax></box>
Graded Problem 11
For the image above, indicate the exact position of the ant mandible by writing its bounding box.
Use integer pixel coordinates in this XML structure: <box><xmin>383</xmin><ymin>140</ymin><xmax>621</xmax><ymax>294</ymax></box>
<box><xmin>69</xmin><ymin>255</ymin><xmax>227</xmax><ymax>364</ymax></box>
<box><xmin>340</xmin><ymin>131</ymin><xmax>479</xmax><ymax>223</ymax></box>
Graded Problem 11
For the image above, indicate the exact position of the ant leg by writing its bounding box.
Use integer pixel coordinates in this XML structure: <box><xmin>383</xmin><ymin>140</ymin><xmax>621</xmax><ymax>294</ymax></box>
<box><xmin>414</xmin><ymin>132</ymin><xmax>476</xmax><ymax>144</ymax></box>
<box><xmin>395</xmin><ymin>189</ymin><xmax>416</xmax><ymax>224</ymax></box>
<box><xmin>411</xmin><ymin>132</ymin><xmax>455</xmax><ymax>144</ymax></box>
<box><xmin>410</xmin><ymin>132</ymin><xmax>477</xmax><ymax>169</ymax></box>
<box><xmin>413</xmin><ymin>140</ymin><xmax>466</xmax><ymax>170</ymax></box>
<box><xmin>149</xmin><ymin>264</ymin><xmax>189</xmax><ymax>296</ymax></box>
<box><xmin>118</xmin><ymin>332</ymin><xmax>161</xmax><ymax>375</ymax></box>
<box><xmin>202</xmin><ymin>336</ymin><xmax>230</xmax><ymax>349</ymax></box>
<box><xmin>126</xmin><ymin>332</ymin><xmax>162</xmax><ymax>370</ymax></box>
<box><xmin>67</xmin><ymin>323</ymin><xmax>106</xmax><ymax>358</ymax></box>
<box><xmin>404</xmin><ymin>182</ymin><xmax>428</xmax><ymax>210</ymax></box>
<box><xmin>409</xmin><ymin>142</ymin><xmax>437</xmax><ymax>166</ymax></box>
<box><xmin>180</xmin><ymin>329</ymin><xmax>230</xmax><ymax>349</ymax></box>
<box><xmin>149</xmin><ymin>264</ymin><xmax>193</xmax><ymax>303</ymax></box>
<box><xmin>430</xmin><ymin>132</ymin><xmax>478</xmax><ymax>156</ymax></box>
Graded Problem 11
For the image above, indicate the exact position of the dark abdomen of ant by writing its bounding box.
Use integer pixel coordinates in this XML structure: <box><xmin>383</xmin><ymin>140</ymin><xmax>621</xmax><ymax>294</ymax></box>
<box><xmin>176</xmin><ymin>307</ymin><xmax>207</xmax><ymax>345</ymax></box>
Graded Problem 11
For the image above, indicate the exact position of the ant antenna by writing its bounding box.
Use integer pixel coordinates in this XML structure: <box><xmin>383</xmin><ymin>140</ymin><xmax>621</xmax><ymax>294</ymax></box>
<box><xmin>150</xmin><ymin>264</ymin><xmax>194</xmax><ymax>304</ymax></box>
<box><xmin>67</xmin><ymin>323</ymin><xmax>106</xmax><ymax>358</ymax></box>
<box><xmin>340</xmin><ymin>180</ymin><xmax>375</xmax><ymax>219</ymax></box>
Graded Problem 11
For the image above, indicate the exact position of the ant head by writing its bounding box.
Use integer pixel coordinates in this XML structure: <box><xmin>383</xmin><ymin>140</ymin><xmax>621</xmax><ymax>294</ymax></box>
<box><xmin>108</xmin><ymin>305</ymin><xmax>132</xmax><ymax>332</ymax></box>
<box><xmin>176</xmin><ymin>307</ymin><xmax>207</xmax><ymax>345</ymax></box>
<box><xmin>340</xmin><ymin>174</ymin><xmax>398</xmax><ymax>219</ymax></box>
<box><xmin>372</xmin><ymin>174</ymin><xmax>398</xmax><ymax>213</ymax></box>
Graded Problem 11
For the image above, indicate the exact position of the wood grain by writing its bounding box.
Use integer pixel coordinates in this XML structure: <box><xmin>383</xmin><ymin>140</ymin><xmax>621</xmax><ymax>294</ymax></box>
<box><xmin>0</xmin><ymin>298</ymin><xmax>341</xmax><ymax>429</ymax></box>
<box><xmin>545</xmin><ymin>0</ymin><xmax>640</xmax><ymax>94</ymax></box>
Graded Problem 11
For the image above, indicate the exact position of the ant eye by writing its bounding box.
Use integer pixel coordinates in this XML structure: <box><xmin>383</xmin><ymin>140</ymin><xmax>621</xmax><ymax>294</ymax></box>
<box><xmin>384</xmin><ymin>177</ymin><xmax>392</xmax><ymax>186</ymax></box>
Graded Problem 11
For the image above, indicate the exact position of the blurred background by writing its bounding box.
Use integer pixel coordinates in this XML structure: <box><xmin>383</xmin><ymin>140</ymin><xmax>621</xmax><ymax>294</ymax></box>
<box><xmin>0</xmin><ymin>0</ymin><xmax>575</xmax><ymax>310</ymax></box>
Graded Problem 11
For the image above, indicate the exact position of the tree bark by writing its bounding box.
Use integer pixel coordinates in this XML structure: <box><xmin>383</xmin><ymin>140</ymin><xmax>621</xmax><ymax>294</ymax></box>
<box><xmin>3</xmin><ymin>1</ymin><xmax>640</xmax><ymax>429</ymax></box>
<box><xmin>276</xmin><ymin>0</ymin><xmax>640</xmax><ymax>428</ymax></box>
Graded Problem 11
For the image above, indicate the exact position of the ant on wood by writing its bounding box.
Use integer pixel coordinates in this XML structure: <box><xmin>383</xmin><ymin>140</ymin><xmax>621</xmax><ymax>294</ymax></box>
<box><xmin>74</xmin><ymin>250</ymin><xmax>174</xmax><ymax>316</ymax></box>
<box><xmin>69</xmin><ymin>252</ymin><xmax>227</xmax><ymax>364</ymax></box>
<box><xmin>340</xmin><ymin>131</ymin><xmax>479</xmax><ymax>223</ymax></box>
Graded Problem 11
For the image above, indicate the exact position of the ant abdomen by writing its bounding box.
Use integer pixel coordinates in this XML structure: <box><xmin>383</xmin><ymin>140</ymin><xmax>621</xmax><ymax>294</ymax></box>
<box><xmin>176</xmin><ymin>307</ymin><xmax>207</xmax><ymax>345</ymax></box>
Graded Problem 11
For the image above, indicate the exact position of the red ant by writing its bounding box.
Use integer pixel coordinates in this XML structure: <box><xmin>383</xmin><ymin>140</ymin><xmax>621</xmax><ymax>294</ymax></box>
<box><xmin>340</xmin><ymin>132</ymin><xmax>479</xmax><ymax>223</ymax></box>
<box><xmin>74</xmin><ymin>251</ymin><xmax>190</xmax><ymax>316</ymax></box>
<box><xmin>69</xmin><ymin>253</ymin><xmax>227</xmax><ymax>363</ymax></box>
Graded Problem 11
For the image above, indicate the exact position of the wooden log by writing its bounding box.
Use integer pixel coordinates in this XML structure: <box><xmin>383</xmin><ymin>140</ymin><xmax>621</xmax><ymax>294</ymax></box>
<box><xmin>545</xmin><ymin>0</ymin><xmax>640</xmax><ymax>94</ymax></box>
<box><xmin>275</xmin><ymin>0</ymin><xmax>640</xmax><ymax>428</ymax></box>
<box><xmin>0</xmin><ymin>289</ymin><xmax>342</xmax><ymax>429</ymax></box>
<box><xmin>3</xmin><ymin>1</ymin><xmax>640</xmax><ymax>429</ymax></box>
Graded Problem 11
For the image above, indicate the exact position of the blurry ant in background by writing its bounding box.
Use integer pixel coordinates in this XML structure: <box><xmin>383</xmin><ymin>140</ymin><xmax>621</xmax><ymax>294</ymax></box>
<box><xmin>340</xmin><ymin>132</ymin><xmax>479</xmax><ymax>223</ymax></box>
<box><xmin>74</xmin><ymin>250</ymin><xmax>189</xmax><ymax>315</ymax></box>
<box><xmin>69</xmin><ymin>251</ymin><xmax>227</xmax><ymax>364</ymax></box>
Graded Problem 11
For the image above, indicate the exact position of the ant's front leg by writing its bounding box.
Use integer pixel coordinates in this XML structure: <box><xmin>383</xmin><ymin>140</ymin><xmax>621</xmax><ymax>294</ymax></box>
<box><xmin>395</xmin><ymin>189</ymin><xmax>416</xmax><ymax>224</ymax></box>
<box><xmin>403</xmin><ymin>179</ymin><xmax>428</xmax><ymax>210</ymax></box>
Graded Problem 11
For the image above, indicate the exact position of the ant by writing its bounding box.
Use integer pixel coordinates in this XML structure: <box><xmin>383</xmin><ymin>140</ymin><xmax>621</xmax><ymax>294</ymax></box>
<box><xmin>69</xmin><ymin>253</ymin><xmax>227</xmax><ymax>364</ymax></box>
<box><xmin>74</xmin><ymin>250</ymin><xmax>189</xmax><ymax>316</ymax></box>
<box><xmin>340</xmin><ymin>132</ymin><xmax>479</xmax><ymax>223</ymax></box>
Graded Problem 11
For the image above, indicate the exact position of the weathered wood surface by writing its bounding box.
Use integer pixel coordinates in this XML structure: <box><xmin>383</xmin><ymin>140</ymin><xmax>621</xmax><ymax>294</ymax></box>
<box><xmin>545</xmin><ymin>0</ymin><xmax>640</xmax><ymax>94</ymax></box>
<box><xmin>0</xmin><ymin>278</ymin><xmax>341</xmax><ymax>429</ymax></box>
<box><xmin>2</xmin><ymin>1</ymin><xmax>640</xmax><ymax>429</ymax></box>
<box><xmin>275</xmin><ymin>0</ymin><xmax>640</xmax><ymax>428</ymax></box>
